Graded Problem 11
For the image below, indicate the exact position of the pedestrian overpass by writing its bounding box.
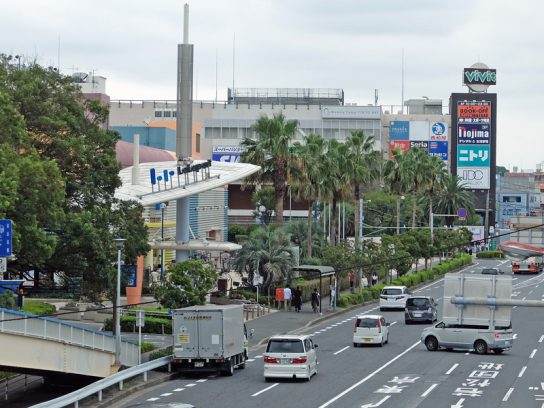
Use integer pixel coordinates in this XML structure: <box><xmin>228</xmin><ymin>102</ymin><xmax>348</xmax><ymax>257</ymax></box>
<box><xmin>0</xmin><ymin>308</ymin><xmax>139</xmax><ymax>378</ymax></box>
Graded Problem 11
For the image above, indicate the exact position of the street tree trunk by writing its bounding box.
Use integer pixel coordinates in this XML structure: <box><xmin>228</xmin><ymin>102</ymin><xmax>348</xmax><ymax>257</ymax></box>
<box><xmin>396</xmin><ymin>197</ymin><xmax>401</xmax><ymax>235</ymax></box>
<box><xmin>331</xmin><ymin>198</ymin><xmax>338</xmax><ymax>246</ymax></box>
<box><xmin>354</xmin><ymin>184</ymin><xmax>361</xmax><ymax>249</ymax></box>
<box><xmin>306</xmin><ymin>201</ymin><xmax>313</xmax><ymax>258</ymax></box>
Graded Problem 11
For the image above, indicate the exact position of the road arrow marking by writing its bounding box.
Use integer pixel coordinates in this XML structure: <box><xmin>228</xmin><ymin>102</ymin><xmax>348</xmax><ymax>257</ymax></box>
<box><xmin>451</xmin><ymin>398</ymin><xmax>465</xmax><ymax>408</ymax></box>
<box><xmin>361</xmin><ymin>396</ymin><xmax>390</xmax><ymax>408</ymax></box>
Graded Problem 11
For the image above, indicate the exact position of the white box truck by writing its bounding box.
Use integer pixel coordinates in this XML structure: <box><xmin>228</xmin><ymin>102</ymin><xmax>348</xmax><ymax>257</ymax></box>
<box><xmin>172</xmin><ymin>304</ymin><xmax>249</xmax><ymax>375</ymax></box>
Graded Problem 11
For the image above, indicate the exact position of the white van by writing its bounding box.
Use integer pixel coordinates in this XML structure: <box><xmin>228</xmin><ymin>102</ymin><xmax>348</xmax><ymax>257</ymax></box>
<box><xmin>353</xmin><ymin>315</ymin><xmax>390</xmax><ymax>347</ymax></box>
<box><xmin>263</xmin><ymin>335</ymin><xmax>318</xmax><ymax>381</ymax></box>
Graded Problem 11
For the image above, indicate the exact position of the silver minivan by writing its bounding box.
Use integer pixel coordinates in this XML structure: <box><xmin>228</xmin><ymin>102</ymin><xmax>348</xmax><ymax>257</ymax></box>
<box><xmin>421</xmin><ymin>321</ymin><xmax>513</xmax><ymax>354</ymax></box>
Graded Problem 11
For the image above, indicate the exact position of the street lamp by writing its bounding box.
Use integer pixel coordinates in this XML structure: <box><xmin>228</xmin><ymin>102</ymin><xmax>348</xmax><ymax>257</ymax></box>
<box><xmin>113</xmin><ymin>237</ymin><xmax>126</xmax><ymax>367</ymax></box>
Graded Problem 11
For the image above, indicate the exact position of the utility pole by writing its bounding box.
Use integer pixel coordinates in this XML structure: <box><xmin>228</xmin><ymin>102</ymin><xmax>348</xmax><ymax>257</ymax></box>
<box><xmin>484</xmin><ymin>189</ymin><xmax>490</xmax><ymax>248</ymax></box>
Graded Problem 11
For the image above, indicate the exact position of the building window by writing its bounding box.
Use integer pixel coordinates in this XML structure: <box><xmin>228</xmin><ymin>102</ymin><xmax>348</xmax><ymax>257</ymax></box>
<box><xmin>154</xmin><ymin>110</ymin><xmax>163</xmax><ymax>118</ymax></box>
<box><xmin>163</xmin><ymin>110</ymin><xmax>171</xmax><ymax>118</ymax></box>
<box><xmin>196</xmin><ymin>133</ymin><xmax>201</xmax><ymax>153</ymax></box>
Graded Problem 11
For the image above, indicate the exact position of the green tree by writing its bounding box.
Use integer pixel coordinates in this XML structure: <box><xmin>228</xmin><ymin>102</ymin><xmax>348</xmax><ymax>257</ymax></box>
<box><xmin>153</xmin><ymin>260</ymin><xmax>217</xmax><ymax>309</ymax></box>
<box><xmin>422</xmin><ymin>155</ymin><xmax>448</xmax><ymax>228</ymax></box>
<box><xmin>320</xmin><ymin>241</ymin><xmax>362</xmax><ymax>279</ymax></box>
<box><xmin>0</xmin><ymin>292</ymin><xmax>15</xmax><ymax>309</ymax></box>
<box><xmin>434</xmin><ymin>174</ymin><xmax>475</xmax><ymax>227</ymax></box>
<box><xmin>252</xmin><ymin>186</ymin><xmax>275</xmax><ymax>225</ymax></box>
<box><xmin>345</xmin><ymin>130</ymin><xmax>380</xmax><ymax>248</ymax></box>
<box><xmin>285</xmin><ymin>220</ymin><xmax>325</xmax><ymax>259</ymax></box>
<box><xmin>233</xmin><ymin>226</ymin><xmax>295</xmax><ymax>290</ymax></box>
<box><xmin>240</xmin><ymin>113</ymin><xmax>299</xmax><ymax>226</ymax></box>
<box><xmin>384</xmin><ymin>149</ymin><xmax>410</xmax><ymax>235</ymax></box>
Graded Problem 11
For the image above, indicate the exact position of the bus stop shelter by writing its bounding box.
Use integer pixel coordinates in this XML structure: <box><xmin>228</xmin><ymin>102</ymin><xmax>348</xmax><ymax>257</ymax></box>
<box><xmin>291</xmin><ymin>265</ymin><xmax>335</xmax><ymax>314</ymax></box>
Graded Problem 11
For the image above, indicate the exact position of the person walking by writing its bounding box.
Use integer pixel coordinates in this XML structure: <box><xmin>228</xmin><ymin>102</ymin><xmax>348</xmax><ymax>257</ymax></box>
<box><xmin>311</xmin><ymin>288</ymin><xmax>320</xmax><ymax>313</ymax></box>
<box><xmin>349</xmin><ymin>271</ymin><xmax>356</xmax><ymax>293</ymax></box>
<box><xmin>292</xmin><ymin>286</ymin><xmax>302</xmax><ymax>312</ymax></box>
<box><xmin>283</xmin><ymin>285</ymin><xmax>292</xmax><ymax>311</ymax></box>
<box><xmin>371</xmin><ymin>272</ymin><xmax>378</xmax><ymax>286</ymax></box>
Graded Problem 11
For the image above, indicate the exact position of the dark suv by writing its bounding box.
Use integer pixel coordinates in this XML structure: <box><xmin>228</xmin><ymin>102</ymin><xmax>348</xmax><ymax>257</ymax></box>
<box><xmin>405</xmin><ymin>296</ymin><xmax>438</xmax><ymax>324</ymax></box>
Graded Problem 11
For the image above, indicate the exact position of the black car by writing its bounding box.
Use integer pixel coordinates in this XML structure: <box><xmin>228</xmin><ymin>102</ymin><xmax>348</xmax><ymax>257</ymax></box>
<box><xmin>481</xmin><ymin>268</ymin><xmax>503</xmax><ymax>275</ymax></box>
<box><xmin>405</xmin><ymin>296</ymin><xmax>438</xmax><ymax>324</ymax></box>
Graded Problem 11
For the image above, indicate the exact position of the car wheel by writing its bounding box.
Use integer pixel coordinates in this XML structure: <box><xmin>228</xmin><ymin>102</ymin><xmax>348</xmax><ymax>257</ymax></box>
<box><xmin>425</xmin><ymin>336</ymin><xmax>439</xmax><ymax>351</ymax></box>
<box><xmin>386</xmin><ymin>334</ymin><xmax>389</xmax><ymax>344</ymax></box>
<box><xmin>353</xmin><ymin>342</ymin><xmax>358</xmax><ymax>348</ymax></box>
<box><xmin>380</xmin><ymin>307</ymin><xmax>384</xmax><ymax>311</ymax></box>
<box><xmin>265</xmin><ymin>377</ymin><xmax>273</xmax><ymax>383</ymax></box>
<box><xmin>474</xmin><ymin>340</ymin><xmax>488</xmax><ymax>355</ymax></box>
<box><xmin>379</xmin><ymin>337</ymin><xmax>384</xmax><ymax>347</ymax></box>
<box><xmin>405</xmin><ymin>320</ymin><xmax>410</xmax><ymax>325</ymax></box>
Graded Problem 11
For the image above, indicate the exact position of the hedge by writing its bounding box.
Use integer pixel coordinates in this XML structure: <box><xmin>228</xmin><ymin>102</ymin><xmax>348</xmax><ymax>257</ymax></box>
<box><xmin>149</xmin><ymin>346</ymin><xmax>173</xmax><ymax>361</ymax></box>
<box><xmin>476</xmin><ymin>250</ymin><xmax>504</xmax><ymax>259</ymax></box>
<box><xmin>22</xmin><ymin>300</ymin><xmax>56</xmax><ymax>316</ymax></box>
<box><xmin>337</xmin><ymin>254</ymin><xmax>472</xmax><ymax>308</ymax></box>
<box><xmin>103</xmin><ymin>315</ymin><xmax>172</xmax><ymax>334</ymax></box>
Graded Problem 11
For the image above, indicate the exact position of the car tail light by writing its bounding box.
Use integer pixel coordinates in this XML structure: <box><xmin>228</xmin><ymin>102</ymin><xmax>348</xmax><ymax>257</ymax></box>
<box><xmin>494</xmin><ymin>331</ymin><xmax>501</xmax><ymax>339</ymax></box>
<box><xmin>395</xmin><ymin>295</ymin><xmax>405</xmax><ymax>300</ymax></box>
<box><xmin>291</xmin><ymin>357</ymin><xmax>307</xmax><ymax>364</ymax></box>
<box><xmin>377</xmin><ymin>319</ymin><xmax>382</xmax><ymax>333</ymax></box>
<box><xmin>512</xmin><ymin>262</ymin><xmax>519</xmax><ymax>266</ymax></box>
<box><xmin>380</xmin><ymin>295</ymin><xmax>387</xmax><ymax>300</ymax></box>
<box><xmin>264</xmin><ymin>357</ymin><xmax>279</xmax><ymax>364</ymax></box>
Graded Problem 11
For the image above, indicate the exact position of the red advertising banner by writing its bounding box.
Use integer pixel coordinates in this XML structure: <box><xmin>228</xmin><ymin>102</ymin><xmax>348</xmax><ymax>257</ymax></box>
<box><xmin>457</xmin><ymin>101</ymin><xmax>491</xmax><ymax>120</ymax></box>
<box><xmin>389</xmin><ymin>140</ymin><xmax>410</xmax><ymax>159</ymax></box>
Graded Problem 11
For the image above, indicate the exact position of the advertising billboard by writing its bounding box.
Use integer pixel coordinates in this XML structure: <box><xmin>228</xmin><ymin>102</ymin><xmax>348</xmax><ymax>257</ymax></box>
<box><xmin>389</xmin><ymin>121</ymin><xmax>409</xmax><ymax>140</ymax></box>
<box><xmin>430</xmin><ymin>122</ymin><xmax>448</xmax><ymax>141</ymax></box>
<box><xmin>458</xmin><ymin>124</ymin><xmax>490</xmax><ymax>145</ymax></box>
<box><xmin>428</xmin><ymin>141</ymin><xmax>448</xmax><ymax>161</ymax></box>
<box><xmin>408</xmin><ymin>121</ymin><xmax>429</xmax><ymax>141</ymax></box>
<box><xmin>389</xmin><ymin>140</ymin><xmax>410</xmax><ymax>158</ymax></box>
<box><xmin>409</xmin><ymin>140</ymin><xmax>428</xmax><ymax>149</ymax></box>
<box><xmin>457</xmin><ymin>167</ymin><xmax>490</xmax><ymax>189</ymax></box>
<box><xmin>457</xmin><ymin>145</ymin><xmax>490</xmax><ymax>167</ymax></box>
<box><xmin>321</xmin><ymin>106</ymin><xmax>381</xmax><ymax>119</ymax></box>
<box><xmin>457</xmin><ymin>101</ymin><xmax>491</xmax><ymax>123</ymax></box>
<box><xmin>212</xmin><ymin>146</ymin><xmax>244</xmax><ymax>163</ymax></box>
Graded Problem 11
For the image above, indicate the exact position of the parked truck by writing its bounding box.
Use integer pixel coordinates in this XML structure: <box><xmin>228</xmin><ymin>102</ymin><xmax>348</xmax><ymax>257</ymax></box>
<box><xmin>511</xmin><ymin>256</ymin><xmax>543</xmax><ymax>274</ymax></box>
<box><xmin>172</xmin><ymin>304</ymin><xmax>250</xmax><ymax>376</ymax></box>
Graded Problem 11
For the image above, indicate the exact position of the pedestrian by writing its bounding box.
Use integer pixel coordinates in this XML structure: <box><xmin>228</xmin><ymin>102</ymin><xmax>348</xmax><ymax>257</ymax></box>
<box><xmin>292</xmin><ymin>286</ymin><xmax>302</xmax><ymax>312</ymax></box>
<box><xmin>371</xmin><ymin>272</ymin><xmax>378</xmax><ymax>286</ymax></box>
<box><xmin>284</xmin><ymin>285</ymin><xmax>292</xmax><ymax>311</ymax></box>
<box><xmin>311</xmin><ymin>288</ymin><xmax>320</xmax><ymax>313</ymax></box>
<box><xmin>348</xmin><ymin>271</ymin><xmax>356</xmax><ymax>293</ymax></box>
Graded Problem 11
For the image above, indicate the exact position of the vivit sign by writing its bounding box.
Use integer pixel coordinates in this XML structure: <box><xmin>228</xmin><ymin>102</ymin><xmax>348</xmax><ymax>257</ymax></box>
<box><xmin>463</xmin><ymin>63</ymin><xmax>496</xmax><ymax>92</ymax></box>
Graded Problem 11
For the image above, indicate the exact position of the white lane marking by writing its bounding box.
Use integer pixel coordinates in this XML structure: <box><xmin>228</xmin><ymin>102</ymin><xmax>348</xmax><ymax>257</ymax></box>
<box><xmin>513</xmin><ymin>306</ymin><xmax>517</xmax><ymax>309</ymax></box>
<box><xmin>512</xmin><ymin>278</ymin><xmax>518</xmax><ymax>281</ymax></box>
<box><xmin>326</xmin><ymin>326</ymin><xmax>332</xmax><ymax>329</ymax></box>
<box><xmin>503</xmin><ymin>387</ymin><xmax>514</xmax><ymax>402</ymax></box>
<box><xmin>147</xmin><ymin>398</ymin><xmax>160</xmax><ymax>402</ymax></box>
<box><xmin>530</xmin><ymin>349</ymin><xmax>538</xmax><ymax>359</ymax></box>
<box><xmin>247</xmin><ymin>359</ymin><xmax>255</xmax><ymax>362</ymax></box>
<box><xmin>252</xmin><ymin>383</ymin><xmax>279</xmax><ymax>397</ymax></box>
<box><xmin>539</xmin><ymin>335</ymin><xmax>544</xmax><ymax>343</ymax></box>
<box><xmin>518</xmin><ymin>366</ymin><xmax>527</xmax><ymax>377</ymax></box>
<box><xmin>186</xmin><ymin>383</ymin><xmax>196</xmax><ymax>387</ymax></box>
<box><xmin>445</xmin><ymin>363</ymin><xmax>459</xmax><ymax>375</ymax></box>
<box><xmin>255</xmin><ymin>355</ymin><xmax>263</xmax><ymax>358</ymax></box>
<box><xmin>334</xmin><ymin>346</ymin><xmax>350</xmax><ymax>355</ymax></box>
<box><xmin>523</xmin><ymin>297</ymin><xmax>527</xmax><ymax>300</ymax></box>
<box><xmin>421</xmin><ymin>383</ymin><xmax>439</xmax><ymax>397</ymax></box>
<box><xmin>390</xmin><ymin>321</ymin><xmax>397</xmax><ymax>326</ymax></box>
<box><xmin>415</xmin><ymin>278</ymin><xmax>445</xmax><ymax>292</ymax></box>
<box><xmin>513</xmin><ymin>333</ymin><xmax>518</xmax><ymax>339</ymax></box>
<box><xmin>464</xmin><ymin>352</ymin><xmax>470</xmax><ymax>356</ymax></box>
<box><xmin>318</xmin><ymin>341</ymin><xmax>420</xmax><ymax>408</ymax></box>
<box><xmin>160</xmin><ymin>393</ymin><xmax>172</xmax><ymax>397</ymax></box>
<box><xmin>529</xmin><ymin>290</ymin><xmax>534</xmax><ymax>295</ymax></box>
<box><xmin>173</xmin><ymin>388</ymin><xmax>185</xmax><ymax>392</ymax></box>
<box><xmin>196</xmin><ymin>379</ymin><xmax>207</xmax><ymax>383</ymax></box>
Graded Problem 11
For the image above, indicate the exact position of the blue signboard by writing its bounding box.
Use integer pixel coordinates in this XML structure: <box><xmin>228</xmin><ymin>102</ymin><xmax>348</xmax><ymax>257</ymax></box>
<box><xmin>389</xmin><ymin>121</ymin><xmax>409</xmax><ymax>140</ymax></box>
<box><xmin>212</xmin><ymin>153</ymin><xmax>240</xmax><ymax>163</ymax></box>
<box><xmin>122</xmin><ymin>265</ymin><xmax>137</xmax><ymax>287</ymax></box>
<box><xmin>0</xmin><ymin>220</ymin><xmax>12</xmax><ymax>257</ymax></box>
<box><xmin>457</xmin><ymin>145</ymin><xmax>490</xmax><ymax>167</ymax></box>
<box><xmin>458</xmin><ymin>124</ymin><xmax>490</xmax><ymax>145</ymax></box>
<box><xmin>428</xmin><ymin>141</ymin><xmax>448</xmax><ymax>161</ymax></box>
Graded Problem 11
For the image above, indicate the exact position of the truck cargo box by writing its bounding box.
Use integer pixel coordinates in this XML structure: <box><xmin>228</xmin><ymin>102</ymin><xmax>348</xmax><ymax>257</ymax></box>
<box><xmin>442</xmin><ymin>273</ymin><xmax>512</xmax><ymax>327</ymax></box>
<box><xmin>173</xmin><ymin>304</ymin><xmax>245</xmax><ymax>360</ymax></box>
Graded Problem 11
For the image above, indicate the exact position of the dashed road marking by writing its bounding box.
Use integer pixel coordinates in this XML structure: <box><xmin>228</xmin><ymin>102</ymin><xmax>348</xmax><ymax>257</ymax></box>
<box><xmin>160</xmin><ymin>393</ymin><xmax>172</xmax><ymax>397</ymax></box>
<box><xmin>186</xmin><ymin>383</ymin><xmax>196</xmax><ymax>387</ymax></box>
<box><xmin>421</xmin><ymin>383</ymin><xmax>439</xmax><ymax>397</ymax></box>
<box><xmin>147</xmin><ymin>398</ymin><xmax>160</xmax><ymax>402</ymax></box>
<box><xmin>445</xmin><ymin>363</ymin><xmax>459</xmax><ymax>375</ymax></box>
<box><xmin>334</xmin><ymin>346</ymin><xmax>350</xmax><ymax>355</ymax></box>
<box><xmin>252</xmin><ymin>383</ymin><xmax>278</xmax><ymax>396</ymax></box>
<box><xmin>518</xmin><ymin>366</ymin><xmax>527</xmax><ymax>378</ymax></box>
<box><xmin>173</xmin><ymin>388</ymin><xmax>185</xmax><ymax>392</ymax></box>
<box><xmin>247</xmin><ymin>359</ymin><xmax>255</xmax><ymax>362</ymax></box>
<box><xmin>539</xmin><ymin>335</ymin><xmax>544</xmax><ymax>343</ymax></box>
<box><xmin>502</xmin><ymin>388</ymin><xmax>514</xmax><ymax>402</ymax></box>
<box><xmin>196</xmin><ymin>379</ymin><xmax>207</xmax><ymax>383</ymax></box>
<box><xmin>255</xmin><ymin>355</ymin><xmax>263</xmax><ymax>358</ymax></box>
<box><xmin>530</xmin><ymin>349</ymin><xmax>537</xmax><ymax>359</ymax></box>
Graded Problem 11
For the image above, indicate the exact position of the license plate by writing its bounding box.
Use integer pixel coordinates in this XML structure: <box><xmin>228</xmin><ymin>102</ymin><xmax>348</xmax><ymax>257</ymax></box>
<box><xmin>364</xmin><ymin>338</ymin><xmax>372</xmax><ymax>343</ymax></box>
<box><xmin>194</xmin><ymin>362</ymin><xmax>204</xmax><ymax>367</ymax></box>
<box><xmin>281</xmin><ymin>358</ymin><xmax>290</xmax><ymax>364</ymax></box>
<box><xmin>413</xmin><ymin>313</ymin><xmax>422</xmax><ymax>317</ymax></box>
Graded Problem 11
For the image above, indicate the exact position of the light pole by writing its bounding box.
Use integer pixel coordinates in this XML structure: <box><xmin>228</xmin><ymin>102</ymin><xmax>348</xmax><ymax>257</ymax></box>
<box><xmin>113</xmin><ymin>238</ymin><xmax>126</xmax><ymax>367</ymax></box>
<box><xmin>160</xmin><ymin>202</ymin><xmax>167</xmax><ymax>282</ymax></box>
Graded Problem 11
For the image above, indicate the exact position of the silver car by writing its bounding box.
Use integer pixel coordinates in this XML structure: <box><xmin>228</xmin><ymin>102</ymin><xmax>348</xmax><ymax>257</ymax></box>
<box><xmin>421</xmin><ymin>321</ymin><xmax>513</xmax><ymax>354</ymax></box>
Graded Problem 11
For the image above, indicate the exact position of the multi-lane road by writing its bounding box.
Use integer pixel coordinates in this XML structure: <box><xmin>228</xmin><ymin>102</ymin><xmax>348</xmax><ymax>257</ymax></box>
<box><xmin>116</xmin><ymin>259</ymin><xmax>544</xmax><ymax>408</ymax></box>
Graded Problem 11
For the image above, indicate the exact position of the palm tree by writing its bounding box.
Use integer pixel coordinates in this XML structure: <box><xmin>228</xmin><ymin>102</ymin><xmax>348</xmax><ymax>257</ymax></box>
<box><xmin>321</xmin><ymin>140</ymin><xmax>352</xmax><ymax>245</ymax></box>
<box><xmin>345</xmin><ymin>130</ymin><xmax>381</xmax><ymax>248</ymax></box>
<box><xmin>422</xmin><ymin>155</ymin><xmax>448</xmax><ymax>227</ymax></box>
<box><xmin>403</xmin><ymin>148</ymin><xmax>429</xmax><ymax>228</ymax></box>
<box><xmin>240</xmin><ymin>113</ymin><xmax>299</xmax><ymax>226</ymax></box>
<box><xmin>434</xmin><ymin>174</ymin><xmax>475</xmax><ymax>227</ymax></box>
<box><xmin>232</xmin><ymin>226</ymin><xmax>296</xmax><ymax>290</ymax></box>
<box><xmin>291</xmin><ymin>134</ymin><xmax>327</xmax><ymax>257</ymax></box>
<box><xmin>383</xmin><ymin>149</ymin><xmax>410</xmax><ymax>234</ymax></box>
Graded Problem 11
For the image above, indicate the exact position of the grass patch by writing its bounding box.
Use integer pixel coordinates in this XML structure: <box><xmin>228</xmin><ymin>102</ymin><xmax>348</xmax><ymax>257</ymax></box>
<box><xmin>22</xmin><ymin>300</ymin><xmax>56</xmax><ymax>315</ymax></box>
<box><xmin>141</xmin><ymin>342</ymin><xmax>155</xmax><ymax>353</ymax></box>
<box><xmin>149</xmin><ymin>346</ymin><xmax>173</xmax><ymax>360</ymax></box>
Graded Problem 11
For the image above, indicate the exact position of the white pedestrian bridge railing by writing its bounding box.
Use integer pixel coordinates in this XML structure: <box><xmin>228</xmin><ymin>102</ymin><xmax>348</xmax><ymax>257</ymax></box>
<box><xmin>0</xmin><ymin>308</ymin><xmax>139</xmax><ymax>366</ymax></box>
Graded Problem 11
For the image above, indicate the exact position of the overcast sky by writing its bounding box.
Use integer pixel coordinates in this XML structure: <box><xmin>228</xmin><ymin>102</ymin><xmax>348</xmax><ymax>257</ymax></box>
<box><xmin>2</xmin><ymin>0</ymin><xmax>543</xmax><ymax>170</ymax></box>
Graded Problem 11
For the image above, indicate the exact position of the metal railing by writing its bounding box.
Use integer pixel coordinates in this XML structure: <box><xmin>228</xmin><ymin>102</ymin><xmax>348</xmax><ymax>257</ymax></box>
<box><xmin>0</xmin><ymin>308</ymin><xmax>139</xmax><ymax>366</ymax></box>
<box><xmin>29</xmin><ymin>356</ymin><xmax>173</xmax><ymax>408</ymax></box>
<box><xmin>2</xmin><ymin>374</ymin><xmax>44</xmax><ymax>401</ymax></box>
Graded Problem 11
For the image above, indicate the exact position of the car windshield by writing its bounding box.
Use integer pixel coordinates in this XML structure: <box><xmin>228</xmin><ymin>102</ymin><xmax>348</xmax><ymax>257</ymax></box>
<box><xmin>407</xmin><ymin>298</ymin><xmax>430</xmax><ymax>309</ymax></box>
<box><xmin>382</xmin><ymin>288</ymin><xmax>402</xmax><ymax>296</ymax></box>
<box><xmin>357</xmin><ymin>318</ymin><xmax>379</xmax><ymax>328</ymax></box>
<box><xmin>267</xmin><ymin>339</ymin><xmax>304</xmax><ymax>353</ymax></box>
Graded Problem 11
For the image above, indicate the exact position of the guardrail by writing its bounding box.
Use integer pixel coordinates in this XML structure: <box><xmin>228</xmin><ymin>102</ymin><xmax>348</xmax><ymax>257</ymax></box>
<box><xmin>29</xmin><ymin>355</ymin><xmax>173</xmax><ymax>408</ymax></box>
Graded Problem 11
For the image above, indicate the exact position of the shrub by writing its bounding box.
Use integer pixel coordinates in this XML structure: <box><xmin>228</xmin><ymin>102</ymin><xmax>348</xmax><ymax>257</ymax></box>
<box><xmin>149</xmin><ymin>346</ymin><xmax>173</xmax><ymax>361</ymax></box>
<box><xmin>476</xmin><ymin>250</ymin><xmax>504</xmax><ymax>259</ymax></box>
<box><xmin>22</xmin><ymin>300</ymin><xmax>56</xmax><ymax>315</ymax></box>
<box><xmin>141</xmin><ymin>342</ymin><xmax>155</xmax><ymax>353</ymax></box>
<box><xmin>336</xmin><ymin>295</ymin><xmax>350</xmax><ymax>308</ymax></box>
<box><xmin>361</xmin><ymin>289</ymin><xmax>373</xmax><ymax>302</ymax></box>
<box><xmin>104</xmin><ymin>315</ymin><xmax>172</xmax><ymax>334</ymax></box>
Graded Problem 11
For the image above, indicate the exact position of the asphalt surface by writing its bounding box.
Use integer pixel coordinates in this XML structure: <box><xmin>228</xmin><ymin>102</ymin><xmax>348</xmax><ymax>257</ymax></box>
<box><xmin>112</xmin><ymin>259</ymin><xmax>544</xmax><ymax>408</ymax></box>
